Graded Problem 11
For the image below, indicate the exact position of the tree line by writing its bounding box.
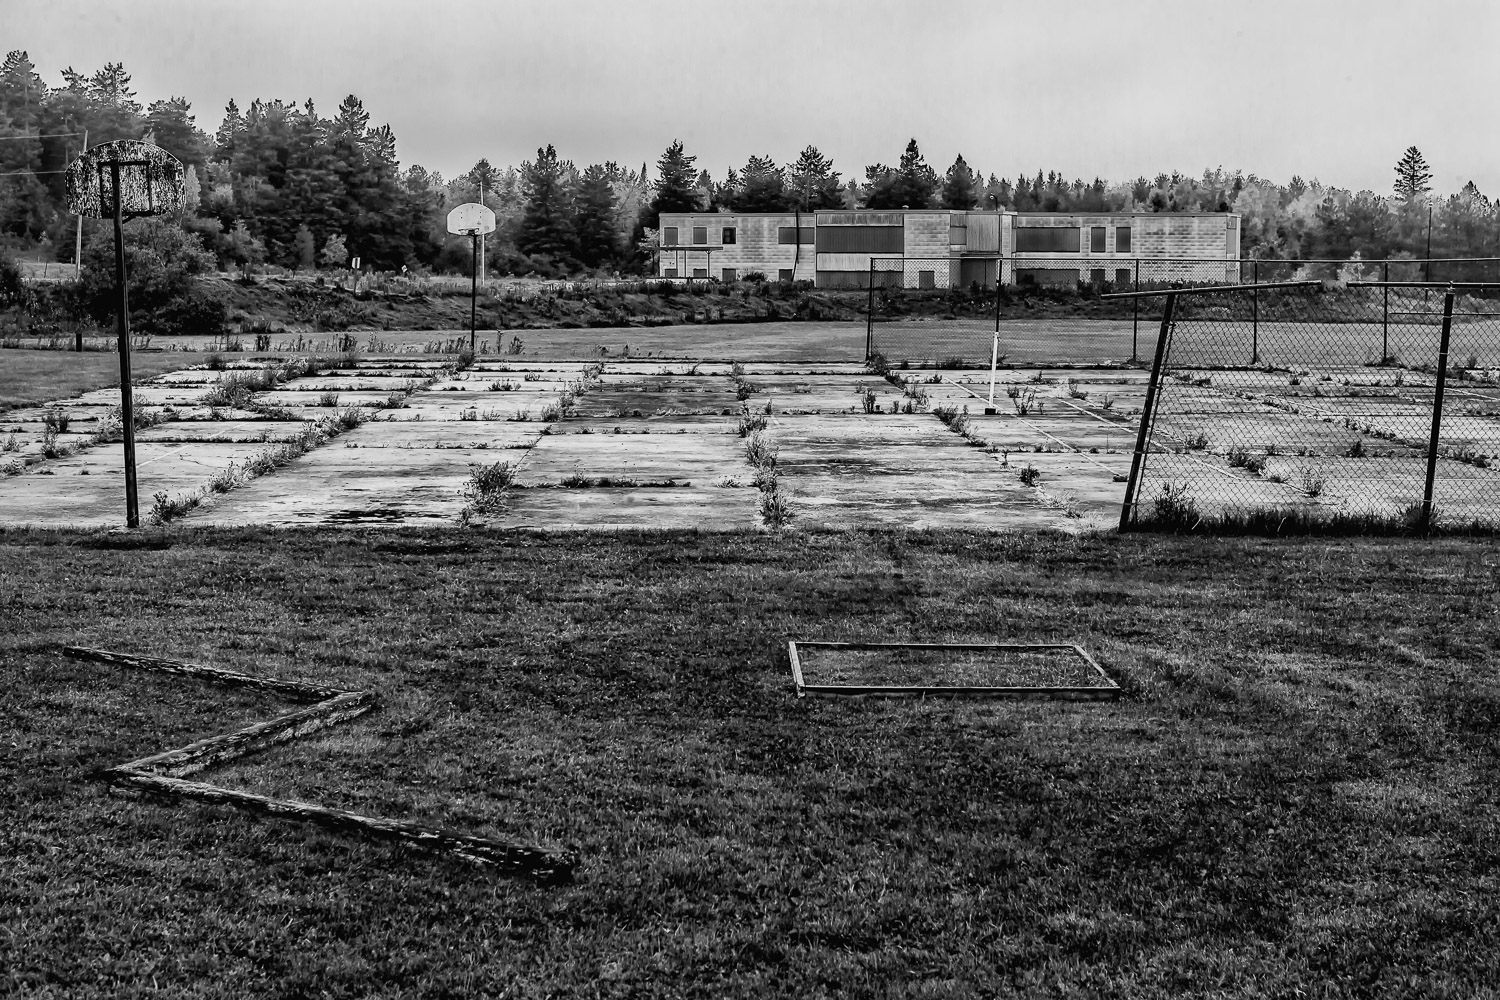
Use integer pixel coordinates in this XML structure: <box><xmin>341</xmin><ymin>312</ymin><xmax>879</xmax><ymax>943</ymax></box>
<box><xmin>2</xmin><ymin>51</ymin><xmax>1497</xmax><ymax>281</ymax></box>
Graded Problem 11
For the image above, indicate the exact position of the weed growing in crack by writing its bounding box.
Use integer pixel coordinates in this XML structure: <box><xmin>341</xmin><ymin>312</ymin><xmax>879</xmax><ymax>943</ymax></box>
<box><xmin>208</xmin><ymin>462</ymin><xmax>241</xmax><ymax>494</ymax></box>
<box><xmin>1065</xmin><ymin>379</ymin><xmax>1090</xmax><ymax>400</ymax></box>
<box><xmin>42</xmin><ymin>408</ymin><xmax>70</xmax><ymax>434</ymax></box>
<box><xmin>738</xmin><ymin>408</ymin><xmax>768</xmax><ymax>437</ymax></box>
<box><xmin>1018</xmin><ymin>464</ymin><xmax>1041</xmax><ymax>486</ymax></box>
<box><xmin>1299</xmin><ymin>465</ymin><xmax>1327</xmax><ymax>497</ymax></box>
<box><xmin>1227</xmin><ymin>447</ymin><xmax>1266</xmax><ymax>475</ymax></box>
<box><xmin>318</xmin><ymin>392</ymin><xmax>340</xmax><ymax>407</ymax></box>
<box><xmin>149</xmin><ymin>489</ymin><xmax>204</xmax><ymax>525</ymax></box>
<box><xmin>1006</xmin><ymin>385</ymin><xmax>1039</xmax><ymax>416</ymax></box>
<box><xmin>460</xmin><ymin>461</ymin><xmax>516</xmax><ymax>521</ymax></box>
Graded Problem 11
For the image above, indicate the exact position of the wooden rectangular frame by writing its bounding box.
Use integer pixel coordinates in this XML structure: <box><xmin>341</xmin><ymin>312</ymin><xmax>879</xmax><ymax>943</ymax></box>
<box><xmin>787</xmin><ymin>641</ymin><xmax>1121</xmax><ymax>701</ymax></box>
<box><xmin>63</xmin><ymin>646</ymin><xmax>577</xmax><ymax>883</ymax></box>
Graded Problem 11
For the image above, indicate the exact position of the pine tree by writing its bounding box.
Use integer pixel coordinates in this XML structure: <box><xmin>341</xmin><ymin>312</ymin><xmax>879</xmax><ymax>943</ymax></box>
<box><xmin>518</xmin><ymin>144</ymin><xmax>576</xmax><ymax>266</ymax></box>
<box><xmin>1394</xmin><ymin>146</ymin><xmax>1432</xmax><ymax>203</ymax></box>
<box><xmin>213</xmin><ymin>99</ymin><xmax>244</xmax><ymax>161</ymax></box>
<box><xmin>786</xmin><ymin>145</ymin><xmax>843</xmax><ymax>211</ymax></box>
<box><xmin>573</xmin><ymin>163</ymin><xmax>620</xmax><ymax>269</ymax></box>
<box><xmin>294</xmin><ymin>223</ymin><xmax>316</xmax><ymax>269</ymax></box>
<box><xmin>734</xmin><ymin>155</ymin><xmax>789</xmax><ymax>212</ymax></box>
<box><xmin>647</xmin><ymin>139</ymin><xmax>698</xmax><ymax>226</ymax></box>
<box><xmin>941</xmin><ymin>154</ymin><xmax>978</xmax><ymax>209</ymax></box>
<box><xmin>144</xmin><ymin>97</ymin><xmax>209</xmax><ymax>172</ymax></box>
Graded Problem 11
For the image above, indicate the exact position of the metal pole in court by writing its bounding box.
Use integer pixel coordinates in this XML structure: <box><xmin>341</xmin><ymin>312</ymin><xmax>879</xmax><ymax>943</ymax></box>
<box><xmin>110</xmin><ymin>162</ymin><xmax>140</xmax><ymax>529</ymax></box>
<box><xmin>470</xmin><ymin>231</ymin><xmax>478</xmax><ymax>353</ymax></box>
<box><xmin>986</xmin><ymin>331</ymin><xmax>999</xmax><ymax>414</ymax></box>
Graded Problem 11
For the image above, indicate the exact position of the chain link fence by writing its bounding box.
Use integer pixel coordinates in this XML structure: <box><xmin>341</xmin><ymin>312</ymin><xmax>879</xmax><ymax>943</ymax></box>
<box><xmin>1117</xmin><ymin>282</ymin><xmax>1500</xmax><ymax>531</ymax></box>
<box><xmin>865</xmin><ymin>256</ymin><xmax>1500</xmax><ymax>369</ymax></box>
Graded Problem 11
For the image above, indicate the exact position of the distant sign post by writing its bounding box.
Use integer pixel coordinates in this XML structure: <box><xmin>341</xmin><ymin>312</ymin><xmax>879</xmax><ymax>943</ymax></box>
<box><xmin>65</xmin><ymin>140</ymin><xmax>186</xmax><ymax>529</ymax></box>
<box><xmin>446</xmin><ymin>203</ymin><xmax>496</xmax><ymax>352</ymax></box>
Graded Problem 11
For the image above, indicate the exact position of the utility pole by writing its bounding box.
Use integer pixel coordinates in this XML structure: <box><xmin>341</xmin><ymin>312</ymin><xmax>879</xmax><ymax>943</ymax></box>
<box><xmin>74</xmin><ymin>128</ymin><xmax>88</xmax><ymax>351</ymax></box>
<box><xmin>74</xmin><ymin>129</ymin><xmax>87</xmax><ymax>281</ymax></box>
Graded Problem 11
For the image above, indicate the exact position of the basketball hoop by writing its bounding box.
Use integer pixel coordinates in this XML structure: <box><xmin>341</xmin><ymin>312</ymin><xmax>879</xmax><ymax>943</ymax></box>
<box><xmin>447</xmin><ymin>204</ymin><xmax>497</xmax><ymax>352</ymax></box>
<box><xmin>64</xmin><ymin>139</ymin><xmax>188</xmax><ymax>529</ymax></box>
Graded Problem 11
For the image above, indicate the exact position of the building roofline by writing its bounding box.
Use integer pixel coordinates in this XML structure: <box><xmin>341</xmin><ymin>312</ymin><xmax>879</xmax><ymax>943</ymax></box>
<box><xmin>658</xmin><ymin>209</ymin><xmax>1239</xmax><ymax>218</ymax></box>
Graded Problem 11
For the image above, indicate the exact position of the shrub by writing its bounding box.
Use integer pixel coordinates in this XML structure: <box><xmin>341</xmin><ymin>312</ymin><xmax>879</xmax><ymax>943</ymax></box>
<box><xmin>1150</xmin><ymin>483</ymin><xmax>1199</xmax><ymax>529</ymax></box>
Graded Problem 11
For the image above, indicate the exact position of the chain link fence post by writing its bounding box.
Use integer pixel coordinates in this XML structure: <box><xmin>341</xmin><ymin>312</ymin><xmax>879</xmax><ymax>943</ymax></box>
<box><xmin>1382</xmin><ymin>261</ymin><xmax>1390</xmax><ymax>363</ymax></box>
<box><xmin>1119</xmin><ymin>291</ymin><xmax>1177</xmax><ymax>531</ymax></box>
<box><xmin>1251</xmin><ymin>259</ymin><xmax>1259</xmax><ymax>365</ymax></box>
<box><xmin>1421</xmin><ymin>289</ymin><xmax>1456</xmax><ymax>529</ymax></box>
<box><xmin>1132</xmin><ymin>258</ymin><xmax>1140</xmax><ymax>362</ymax></box>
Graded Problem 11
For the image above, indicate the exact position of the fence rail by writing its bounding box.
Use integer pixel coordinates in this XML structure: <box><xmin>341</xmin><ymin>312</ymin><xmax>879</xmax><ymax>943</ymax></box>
<box><xmin>865</xmin><ymin>256</ymin><xmax>1500</xmax><ymax>368</ymax></box>
<box><xmin>1114</xmin><ymin>283</ymin><xmax>1500</xmax><ymax>531</ymax></box>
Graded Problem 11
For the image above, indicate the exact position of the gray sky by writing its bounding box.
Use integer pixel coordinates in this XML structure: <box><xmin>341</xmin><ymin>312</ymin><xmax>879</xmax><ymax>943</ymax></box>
<box><xmin>10</xmin><ymin>0</ymin><xmax>1500</xmax><ymax>197</ymax></box>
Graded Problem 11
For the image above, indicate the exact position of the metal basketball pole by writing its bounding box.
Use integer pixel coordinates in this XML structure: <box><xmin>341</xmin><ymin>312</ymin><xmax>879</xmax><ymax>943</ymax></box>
<box><xmin>110</xmin><ymin>161</ymin><xmax>140</xmax><ymax>529</ymax></box>
<box><xmin>470</xmin><ymin>231</ymin><xmax>479</xmax><ymax>353</ymax></box>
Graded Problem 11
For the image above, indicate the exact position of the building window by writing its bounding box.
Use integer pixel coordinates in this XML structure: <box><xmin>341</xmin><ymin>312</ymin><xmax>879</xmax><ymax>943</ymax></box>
<box><xmin>722</xmin><ymin>267</ymin><xmax>737</xmax><ymax>282</ymax></box>
<box><xmin>778</xmin><ymin>227</ymin><xmax>816</xmax><ymax>245</ymax></box>
<box><xmin>1116</xmin><ymin>226</ymin><xmax>1132</xmax><ymax>253</ymax></box>
<box><xmin>692</xmin><ymin>267</ymin><xmax>707</xmax><ymax>279</ymax></box>
<box><xmin>664</xmin><ymin>267</ymin><xmax>679</xmax><ymax>278</ymax></box>
<box><xmin>815</xmin><ymin>226</ymin><xmax>903</xmax><ymax>253</ymax></box>
<box><xmin>1090</xmin><ymin>227</ymin><xmax>1106</xmax><ymax>253</ymax></box>
<box><xmin>1090</xmin><ymin>268</ymin><xmax>1107</xmax><ymax>287</ymax></box>
<box><xmin>1115</xmin><ymin>268</ymin><xmax>1132</xmax><ymax>287</ymax></box>
<box><xmin>778</xmin><ymin>268</ymin><xmax>794</xmax><ymax>282</ymax></box>
<box><xmin>918</xmin><ymin>270</ymin><xmax>936</xmax><ymax>289</ymax></box>
<box><xmin>1014</xmin><ymin>227</ymin><xmax>1081</xmax><ymax>253</ymax></box>
<box><xmin>722</xmin><ymin>227</ymin><xmax>736</xmax><ymax>245</ymax></box>
<box><xmin>663</xmin><ymin>227</ymin><xmax>678</xmax><ymax>246</ymax></box>
<box><xmin>692</xmin><ymin>226</ymin><xmax>707</xmax><ymax>245</ymax></box>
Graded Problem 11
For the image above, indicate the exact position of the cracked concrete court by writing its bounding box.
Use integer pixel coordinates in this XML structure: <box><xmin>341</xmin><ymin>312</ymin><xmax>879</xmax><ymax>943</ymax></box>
<box><xmin>0</xmin><ymin>356</ymin><xmax>1149</xmax><ymax>531</ymax></box>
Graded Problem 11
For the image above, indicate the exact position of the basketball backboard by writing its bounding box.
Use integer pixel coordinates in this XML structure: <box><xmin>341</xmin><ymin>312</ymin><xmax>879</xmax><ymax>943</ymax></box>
<box><xmin>65</xmin><ymin>140</ymin><xmax>186</xmax><ymax>219</ymax></box>
<box><xmin>447</xmin><ymin>203</ymin><xmax>497</xmax><ymax>236</ymax></box>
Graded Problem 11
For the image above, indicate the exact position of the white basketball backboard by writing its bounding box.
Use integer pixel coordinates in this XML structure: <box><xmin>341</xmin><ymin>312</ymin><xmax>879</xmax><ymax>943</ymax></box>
<box><xmin>447</xmin><ymin>203</ymin><xmax>497</xmax><ymax>236</ymax></box>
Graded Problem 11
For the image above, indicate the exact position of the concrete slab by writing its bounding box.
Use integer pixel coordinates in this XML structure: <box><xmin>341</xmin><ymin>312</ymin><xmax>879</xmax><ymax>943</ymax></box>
<box><xmin>482</xmin><ymin>485</ymin><xmax>763</xmax><ymax>531</ymax></box>
<box><xmin>518</xmin><ymin>432</ymin><xmax>749</xmax><ymax>485</ymax></box>
<box><xmin>0</xmin><ymin>441</ymin><xmax>271</xmax><ymax>527</ymax></box>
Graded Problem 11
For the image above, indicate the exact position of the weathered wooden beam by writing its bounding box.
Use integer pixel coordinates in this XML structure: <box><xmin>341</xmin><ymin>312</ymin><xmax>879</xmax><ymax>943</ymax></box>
<box><xmin>60</xmin><ymin>646</ymin><xmax>347</xmax><ymax>702</ymax></box>
<box><xmin>103</xmin><ymin>770</ymin><xmax>578</xmax><ymax>884</ymax></box>
<box><xmin>115</xmin><ymin>691</ymin><xmax>378</xmax><ymax>777</ymax></box>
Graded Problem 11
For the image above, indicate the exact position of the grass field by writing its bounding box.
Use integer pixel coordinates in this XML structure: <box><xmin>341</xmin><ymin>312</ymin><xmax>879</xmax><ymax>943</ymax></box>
<box><xmin>4</xmin><ymin>528</ymin><xmax>1499</xmax><ymax>997</ymax></box>
<box><xmin>0</xmin><ymin>350</ymin><xmax>193</xmax><ymax>413</ymax></box>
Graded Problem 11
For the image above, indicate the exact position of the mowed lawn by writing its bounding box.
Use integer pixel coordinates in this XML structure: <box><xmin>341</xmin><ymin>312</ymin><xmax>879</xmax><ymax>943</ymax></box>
<box><xmin>3</xmin><ymin>528</ymin><xmax>1498</xmax><ymax>997</ymax></box>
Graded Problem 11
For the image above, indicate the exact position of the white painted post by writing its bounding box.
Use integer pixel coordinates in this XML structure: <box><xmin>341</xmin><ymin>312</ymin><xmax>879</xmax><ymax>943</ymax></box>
<box><xmin>986</xmin><ymin>331</ymin><xmax>999</xmax><ymax>414</ymax></box>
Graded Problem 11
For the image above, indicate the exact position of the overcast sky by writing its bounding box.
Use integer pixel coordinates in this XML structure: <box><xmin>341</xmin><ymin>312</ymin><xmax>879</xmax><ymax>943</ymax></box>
<box><xmin>10</xmin><ymin>0</ymin><xmax>1500</xmax><ymax>197</ymax></box>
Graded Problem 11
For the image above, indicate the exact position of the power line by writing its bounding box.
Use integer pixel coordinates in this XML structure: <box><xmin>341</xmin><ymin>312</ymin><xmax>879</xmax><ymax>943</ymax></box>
<box><xmin>0</xmin><ymin>169</ymin><xmax>67</xmax><ymax>176</ymax></box>
<box><xmin>0</xmin><ymin>132</ymin><xmax>85</xmax><ymax>140</ymax></box>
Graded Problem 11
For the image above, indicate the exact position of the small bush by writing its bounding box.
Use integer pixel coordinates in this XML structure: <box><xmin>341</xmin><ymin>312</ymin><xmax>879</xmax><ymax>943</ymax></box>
<box><xmin>318</xmin><ymin>392</ymin><xmax>340</xmax><ymax>408</ymax></box>
<box><xmin>1018</xmin><ymin>464</ymin><xmax>1041</xmax><ymax>486</ymax></box>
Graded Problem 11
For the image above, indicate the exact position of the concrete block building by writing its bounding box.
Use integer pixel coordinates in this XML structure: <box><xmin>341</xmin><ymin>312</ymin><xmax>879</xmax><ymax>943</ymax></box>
<box><xmin>656</xmin><ymin>209</ymin><xmax>1240</xmax><ymax>289</ymax></box>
